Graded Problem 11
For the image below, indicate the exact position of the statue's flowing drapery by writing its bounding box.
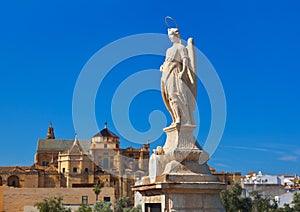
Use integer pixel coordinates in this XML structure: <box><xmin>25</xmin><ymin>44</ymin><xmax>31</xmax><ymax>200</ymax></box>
<box><xmin>161</xmin><ymin>40</ymin><xmax>196</xmax><ymax>126</ymax></box>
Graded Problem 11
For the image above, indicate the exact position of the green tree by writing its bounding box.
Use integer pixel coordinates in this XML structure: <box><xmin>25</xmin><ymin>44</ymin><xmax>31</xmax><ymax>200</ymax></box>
<box><xmin>77</xmin><ymin>203</ymin><xmax>92</xmax><ymax>212</ymax></box>
<box><xmin>291</xmin><ymin>192</ymin><xmax>300</xmax><ymax>211</ymax></box>
<box><xmin>250</xmin><ymin>190</ymin><xmax>278</xmax><ymax>212</ymax></box>
<box><xmin>282</xmin><ymin>203</ymin><xmax>294</xmax><ymax>212</ymax></box>
<box><xmin>221</xmin><ymin>182</ymin><xmax>250</xmax><ymax>212</ymax></box>
<box><xmin>240</xmin><ymin>196</ymin><xmax>252</xmax><ymax>212</ymax></box>
<box><xmin>34</xmin><ymin>196</ymin><xmax>71</xmax><ymax>212</ymax></box>
<box><xmin>221</xmin><ymin>189</ymin><xmax>235</xmax><ymax>211</ymax></box>
<box><xmin>114</xmin><ymin>197</ymin><xmax>131</xmax><ymax>212</ymax></box>
<box><xmin>93</xmin><ymin>183</ymin><xmax>102</xmax><ymax>202</ymax></box>
<box><xmin>93</xmin><ymin>201</ymin><xmax>112</xmax><ymax>212</ymax></box>
<box><xmin>128</xmin><ymin>204</ymin><xmax>142</xmax><ymax>212</ymax></box>
<box><xmin>221</xmin><ymin>183</ymin><xmax>284</xmax><ymax>212</ymax></box>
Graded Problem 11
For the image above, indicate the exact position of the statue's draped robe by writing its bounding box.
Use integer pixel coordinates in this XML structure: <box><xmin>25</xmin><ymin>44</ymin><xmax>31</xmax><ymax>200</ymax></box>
<box><xmin>161</xmin><ymin>43</ymin><xmax>196</xmax><ymax>125</ymax></box>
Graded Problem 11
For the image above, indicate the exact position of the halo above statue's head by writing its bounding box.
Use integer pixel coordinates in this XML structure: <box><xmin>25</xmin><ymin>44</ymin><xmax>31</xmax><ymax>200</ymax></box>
<box><xmin>164</xmin><ymin>16</ymin><xmax>178</xmax><ymax>29</ymax></box>
<box><xmin>165</xmin><ymin>16</ymin><xmax>180</xmax><ymax>37</ymax></box>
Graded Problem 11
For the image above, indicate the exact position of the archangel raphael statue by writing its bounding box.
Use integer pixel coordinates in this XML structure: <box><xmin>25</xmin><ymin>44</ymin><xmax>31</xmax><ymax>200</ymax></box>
<box><xmin>133</xmin><ymin>18</ymin><xmax>225</xmax><ymax>212</ymax></box>
<box><xmin>160</xmin><ymin>16</ymin><xmax>197</xmax><ymax>127</ymax></box>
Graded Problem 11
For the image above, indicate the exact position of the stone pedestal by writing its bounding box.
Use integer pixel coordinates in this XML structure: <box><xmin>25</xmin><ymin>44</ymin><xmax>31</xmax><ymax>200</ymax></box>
<box><xmin>133</xmin><ymin>174</ymin><xmax>225</xmax><ymax>212</ymax></box>
<box><xmin>149</xmin><ymin>125</ymin><xmax>212</xmax><ymax>176</ymax></box>
<box><xmin>133</xmin><ymin>125</ymin><xmax>225</xmax><ymax>212</ymax></box>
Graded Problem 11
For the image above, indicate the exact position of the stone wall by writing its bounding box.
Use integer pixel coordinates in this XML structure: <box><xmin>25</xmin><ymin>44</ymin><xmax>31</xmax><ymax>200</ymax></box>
<box><xmin>0</xmin><ymin>186</ymin><xmax>3</xmax><ymax>211</ymax></box>
<box><xmin>23</xmin><ymin>174</ymin><xmax>39</xmax><ymax>188</ymax></box>
<box><xmin>213</xmin><ymin>172</ymin><xmax>242</xmax><ymax>189</ymax></box>
<box><xmin>1</xmin><ymin>187</ymin><xmax>115</xmax><ymax>212</ymax></box>
<box><xmin>243</xmin><ymin>184</ymin><xmax>285</xmax><ymax>197</ymax></box>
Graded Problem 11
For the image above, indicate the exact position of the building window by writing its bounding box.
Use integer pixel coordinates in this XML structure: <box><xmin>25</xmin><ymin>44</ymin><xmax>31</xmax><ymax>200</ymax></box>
<box><xmin>42</xmin><ymin>161</ymin><xmax>49</xmax><ymax>166</ymax></box>
<box><xmin>145</xmin><ymin>203</ymin><xmax>161</xmax><ymax>211</ymax></box>
<box><xmin>82</xmin><ymin>196</ymin><xmax>88</xmax><ymax>205</ymax></box>
<box><xmin>104</xmin><ymin>158</ymin><xmax>108</xmax><ymax>168</ymax></box>
<box><xmin>104</xmin><ymin>197</ymin><xmax>110</xmax><ymax>202</ymax></box>
<box><xmin>7</xmin><ymin>175</ymin><xmax>20</xmax><ymax>187</ymax></box>
<box><xmin>84</xmin><ymin>168</ymin><xmax>89</xmax><ymax>173</ymax></box>
<box><xmin>129</xmin><ymin>153</ymin><xmax>134</xmax><ymax>158</ymax></box>
<box><xmin>110</xmin><ymin>162</ymin><xmax>114</xmax><ymax>168</ymax></box>
<box><xmin>62</xmin><ymin>168</ymin><xmax>65</xmax><ymax>173</ymax></box>
<box><xmin>104</xmin><ymin>144</ymin><xmax>107</xmax><ymax>148</ymax></box>
<box><xmin>73</xmin><ymin>167</ymin><xmax>78</xmax><ymax>173</ymax></box>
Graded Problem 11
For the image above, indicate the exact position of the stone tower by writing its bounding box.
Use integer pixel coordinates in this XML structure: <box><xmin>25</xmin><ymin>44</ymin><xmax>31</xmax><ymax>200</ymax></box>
<box><xmin>46</xmin><ymin>122</ymin><xmax>55</xmax><ymax>139</ymax></box>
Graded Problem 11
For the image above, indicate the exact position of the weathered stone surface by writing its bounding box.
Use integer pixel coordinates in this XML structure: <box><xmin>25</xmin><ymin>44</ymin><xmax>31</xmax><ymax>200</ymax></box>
<box><xmin>163</xmin><ymin>125</ymin><xmax>198</xmax><ymax>151</ymax></box>
<box><xmin>133</xmin><ymin>174</ymin><xmax>226</xmax><ymax>211</ymax></box>
<box><xmin>150</xmin><ymin>125</ymin><xmax>210</xmax><ymax>176</ymax></box>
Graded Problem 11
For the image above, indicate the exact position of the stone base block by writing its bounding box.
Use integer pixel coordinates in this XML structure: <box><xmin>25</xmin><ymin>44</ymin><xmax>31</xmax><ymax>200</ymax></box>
<box><xmin>133</xmin><ymin>174</ymin><xmax>226</xmax><ymax>212</ymax></box>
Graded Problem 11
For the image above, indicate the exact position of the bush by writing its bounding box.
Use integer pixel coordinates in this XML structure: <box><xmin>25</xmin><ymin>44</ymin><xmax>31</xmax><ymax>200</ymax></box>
<box><xmin>34</xmin><ymin>196</ymin><xmax>71</xmax><ymax>212</ymax></box>
<box><xmin>93</xmin><ymin>201</ymin><xmax>112</xmax><ymax>212</ymax></box>
<box><xmin>77</xmin><ymin>203</ymin><xmax>92</xmax><ymax>212</ymax></box>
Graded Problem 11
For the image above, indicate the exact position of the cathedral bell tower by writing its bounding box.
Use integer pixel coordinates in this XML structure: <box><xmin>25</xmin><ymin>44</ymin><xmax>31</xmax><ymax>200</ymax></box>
<box><xmin>46</xmin><ymin>122</ymin><xmax>55</xmax><ymax>139</ymax></box>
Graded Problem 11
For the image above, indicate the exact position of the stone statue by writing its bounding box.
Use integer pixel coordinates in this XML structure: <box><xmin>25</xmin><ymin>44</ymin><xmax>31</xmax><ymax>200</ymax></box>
<box><xmin>133</xmin><ymin>17</ymin><xmax>226</xmax><ymax>212</ymax></box>
<box><xmin>160</xmin><ymin>17</ymin><xmax>197</xmax><ymax>127</ymax></box>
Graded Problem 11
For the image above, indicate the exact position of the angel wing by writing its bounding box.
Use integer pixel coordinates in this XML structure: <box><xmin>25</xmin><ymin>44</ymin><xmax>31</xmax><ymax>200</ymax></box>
<box><xmin>186</xmin><ymin>37</ymin><xmax>197</xmax><ymax>99</ymax></box>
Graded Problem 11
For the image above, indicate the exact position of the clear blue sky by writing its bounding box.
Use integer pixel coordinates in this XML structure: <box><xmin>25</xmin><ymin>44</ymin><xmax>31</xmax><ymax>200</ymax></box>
<box><xmin>0</xmin><ymin>0</ymin><xmax>299</xmax><ymax>175</ymax></box>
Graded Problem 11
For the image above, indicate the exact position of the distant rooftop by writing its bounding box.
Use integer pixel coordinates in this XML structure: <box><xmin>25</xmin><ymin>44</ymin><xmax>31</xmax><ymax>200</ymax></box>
<box><xmin>37</xmin><ymin>139</ymin><xmax>91</xmax><ymax>152</ymax></box>
<box><xmin>93</xmin><ymin>123</ymin><xmax>119</xmax><ymax>138</ymax></box>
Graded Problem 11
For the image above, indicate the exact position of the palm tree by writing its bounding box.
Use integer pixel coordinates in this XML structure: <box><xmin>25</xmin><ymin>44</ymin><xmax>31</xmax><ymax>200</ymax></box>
<box><xmin>93</xmin><ymin>183</ymin><xmax>102</xmax><ymax>202</ymax></box>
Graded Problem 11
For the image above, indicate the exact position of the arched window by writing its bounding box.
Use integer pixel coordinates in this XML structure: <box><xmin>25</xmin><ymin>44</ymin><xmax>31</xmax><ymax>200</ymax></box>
<box><xmin>62</xmin><ymin>168</ymin><xmax>65</xmax><ymax>173</ymax></box>
<box><xmin>7</xmin><ymin>175</ymin><xmax>20</xmax><ymax>187</ymax></box>
<box><xmin>104</xmin><ymin>158</ymin><xmax>108</xmax><ymax>168</ymax></box>
<box><xmin>42</xmin><ymin>161</ymin><xmax>49</xmax><ymax>166</ymax></box>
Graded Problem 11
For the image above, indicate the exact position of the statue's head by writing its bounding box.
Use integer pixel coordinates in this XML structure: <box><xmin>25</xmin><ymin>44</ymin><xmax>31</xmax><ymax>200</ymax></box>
<box><xmin>168</xmin><ymin>28</ymin><xmax>181</xmax><ymax>43</ymax></box>
<box><xmin>165</xmin><ymin>16</ymin><xmax>181</xmax><ymax>43</ymax></box>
